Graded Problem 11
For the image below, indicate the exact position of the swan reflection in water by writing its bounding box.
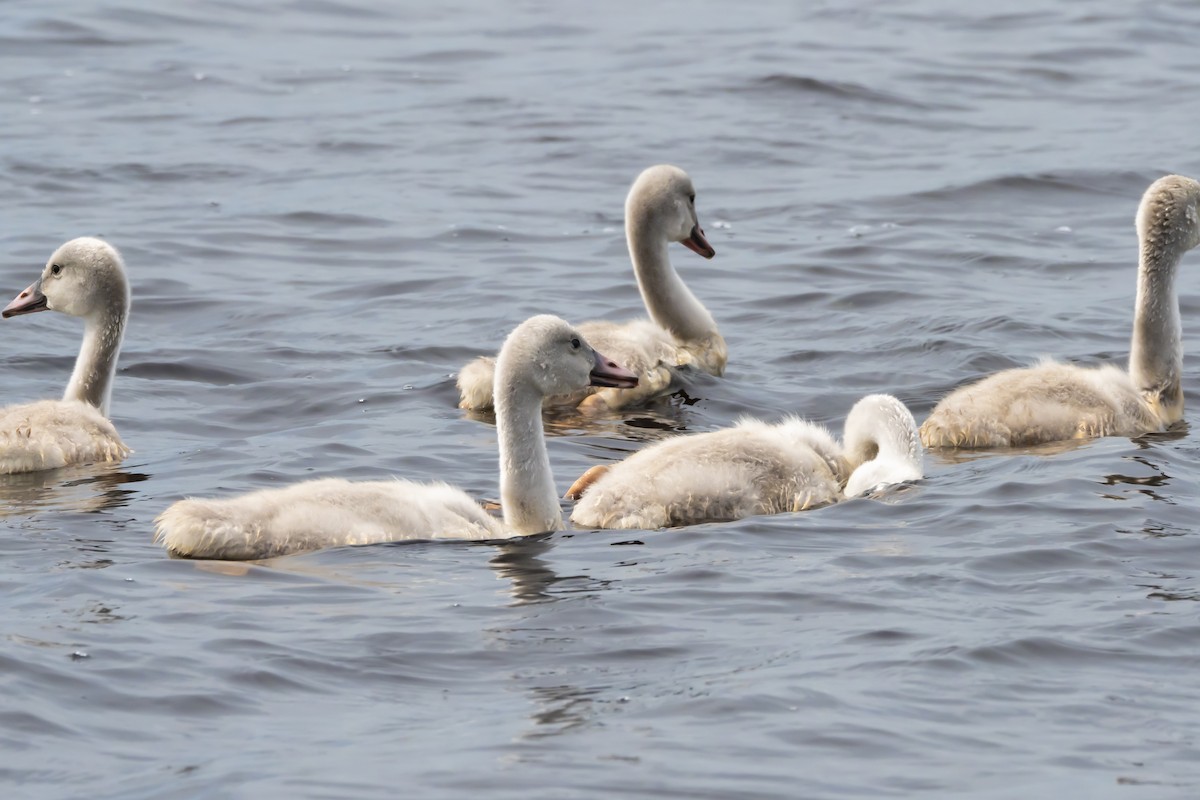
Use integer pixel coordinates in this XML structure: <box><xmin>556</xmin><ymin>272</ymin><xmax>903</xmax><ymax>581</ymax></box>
<box><xmin>0</xmin><ymin>461</ymin><xmax>147</xmax><ymax>518</ymax></box>
<box><xmin>482</xmin><ymin>533</ymin><xmax>617</xmax><ymax>606</ymax></box>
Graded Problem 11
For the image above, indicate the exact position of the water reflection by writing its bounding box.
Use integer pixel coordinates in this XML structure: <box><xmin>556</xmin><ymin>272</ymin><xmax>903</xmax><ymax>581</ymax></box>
<box><xmin>1100</xmin><ymin>455</ymin><xmax>1173</xmax><ymax>503</ymax></box>
<box><xmin>1119</xmin><ymin>520</ymin><xmax>1191</xmax><ymax>539</ymax></box>
<box><xmin>925</xmin><ymin>437</ymin><xmax>1091</xmax><ymax>465</ymax></box>
<box><xmin>485</xmin><ymin>535</ymin><xmax>564</xmax><ymax>605</ymax></box>
<box><xmin>489</xmin><ymin>532</ymin><xmax>628</xmax><ymax>605</ymax></box>
<box><xmin>171</xmin><ymin>531</ymin><xmax>575</xmax><ymax>605</ymax></box>
<box><xmin>1137</xmin><ymin>568</ymin><xmax>1199</xmax><ymax>601</ymax></box>
<box><xmin>0</xmin><ymin>463</ymin><xmax>149</xmax><ymax>516</ymax></box>
<box><xmin>1141</xmin><ymin>587</ymin><xmax>1200</xmax><ymax>602</ymax></box>
<box><xmin>1131</xmin><ymin>423</ymin><xmax>1190</xmax><ymax>447</ymax></box>
<box><xmin>521</xmin><ymin>683</ymin><xmax>600</xmax><ymax>739</ymax></box>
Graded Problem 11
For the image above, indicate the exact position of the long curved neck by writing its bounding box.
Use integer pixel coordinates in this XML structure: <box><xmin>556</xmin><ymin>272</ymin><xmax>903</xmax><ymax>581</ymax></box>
<box><xmin>845</xmin><ymin>423</ymin><xmax>893</xmax><ymax>470</ymax></box>
<box><xmin>64</xmin><ymin>291</ymin><xmax>127</xmax><ymax>416</ymax></box>
<box><xmin>844</xmin><ymin>399</ymin><xmax>920</xmax><ymax>469</ymax></box>
<box><xmin>627</xmin><ymin>217</ymin><xmax>717</xmax><ymax>343</ymax></box>
<box><xmin>1128</xmin><ymin>242</ymin><xmax>1184</xmax><ymax>421</ymax></box>
<box><xmin>873</xmin><ymin>424</ymin><xmax>921</xmax><ymax>467</ymax></box>
<box><xmin>495</xmin><ymin>377</ymin><xmax>563</xmax><ymax>535</ymax></box>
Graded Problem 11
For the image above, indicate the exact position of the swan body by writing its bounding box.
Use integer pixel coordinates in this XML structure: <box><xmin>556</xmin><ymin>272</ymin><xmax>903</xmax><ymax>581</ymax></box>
<box><xmin>921</xmin><ymin>175</ymin><xmax>1200</xmax><ymax>448</ymax></box>
<box><xmin>0</xmin><ymin>238</ymin><xmax>131</xmax><ymax>474</ymax></box>
<box><xmin>155</xmin><ymin>315</ymin><xmax>638</xmax><ymax>560</ymax></box>
<box><xmin>0</xmin><ymin>399</ymin><xmax>128</xmax><ymax>474</ymax></box>
<box><xmin>569</xmin><ymin>394</ymin><xmax>922</xmax><ymax>530</ymax></box>
<box><xmin>156</xmin><ymin>478</ymin><xmax>506</xmax><ymax>561</ymax></box>
<box><xmin>458</xmin><ymin>165</ymin><xmax>724</xmax><ymax>412</ymax></box>
<box><xmin>919</xmin><ymin>360</ymin><xmax>1158</xmax><ymax>447</ymax></box>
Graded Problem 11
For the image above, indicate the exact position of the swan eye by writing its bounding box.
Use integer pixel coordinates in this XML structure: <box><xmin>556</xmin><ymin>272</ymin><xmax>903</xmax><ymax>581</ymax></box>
<box><xmin>50</xmin><ymin>264</ymin><xmax>63</xmax><ymax>276</ymax></box>
<box><xmin>688</xmin><ymin>193</ymin><xmax>695</xmax><ymax>205</ymax></box>
<box><xmin>570</xmin><ymin>337</ymin><xmax>581</xmax><ymax>350</ymax></box>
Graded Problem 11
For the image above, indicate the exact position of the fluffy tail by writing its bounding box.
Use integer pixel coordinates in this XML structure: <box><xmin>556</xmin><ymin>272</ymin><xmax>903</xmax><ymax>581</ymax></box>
<box><xmin>456</xmin><ymin>356</ymin><xmax>497</xmax><ymax>410</ymax></box>
<box><xmin>155</xmin><ymin>500</ymin><xmax>266</xmax><ymax>561</ymax></box>
<box><xmin>842</xmin><ymin>394</ymin><xmax>923</xmax><ymax>497</ymax></box>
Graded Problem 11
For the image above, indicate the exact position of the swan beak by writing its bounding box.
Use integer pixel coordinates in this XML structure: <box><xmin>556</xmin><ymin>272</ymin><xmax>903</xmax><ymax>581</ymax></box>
<box><xmin>589</xmin><ymin>350</ymin><xmax>639</xmax><ymax>389</ymax></box>
<box><xmin>2</xmin><ymin>280</ymin><xmax>48</xmax><ymax>318</ymax></box>
<box><xmin>681</xmin><ymin>224</ymin><xmax>715</xmax><ymax>259</ymax></box>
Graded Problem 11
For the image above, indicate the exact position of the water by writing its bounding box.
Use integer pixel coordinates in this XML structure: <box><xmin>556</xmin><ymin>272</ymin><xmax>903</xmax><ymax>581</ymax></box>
<box><xmin>3</xmin><ymin>0</ymin><xmax>1200</xmax><ymax>797</ymax></box>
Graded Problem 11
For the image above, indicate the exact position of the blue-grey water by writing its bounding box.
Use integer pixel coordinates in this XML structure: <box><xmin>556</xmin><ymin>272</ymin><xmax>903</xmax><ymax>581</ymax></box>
<box><xmin>3</xmin><ymin>1</ymin><xmax>1200</xmax><ymax>797</ymax></box>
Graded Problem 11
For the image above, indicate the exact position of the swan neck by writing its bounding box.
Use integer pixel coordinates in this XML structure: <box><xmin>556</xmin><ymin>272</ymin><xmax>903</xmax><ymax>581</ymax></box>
<box><xmin>627</xmin><ymin>218</ymin><xmax>716</xmax><ymax>342</ymax></box>
<box><xmin>64</xmin><ymin>297</ymin><xmax>127</xmax><ymax>416</ymax></box>
<box><xmin>1129</xmin><ymin>244</ymin><xmax>1183</xmax><ymax>416</ymax></box>
<box><xmin>844</xmin><ymin>404</ymin><xmax>919</xmax><ymax>469</ymax></box>
<box><xmin>495</xmin><ymin>380</ymin><xmax>563</xmax><ymax>535</ymax></box>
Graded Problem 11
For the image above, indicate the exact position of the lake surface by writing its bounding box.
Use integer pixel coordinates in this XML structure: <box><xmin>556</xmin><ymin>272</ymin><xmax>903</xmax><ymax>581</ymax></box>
<box><xmin>3</xmin><ymin>1</ymin><xmax>1200</xmax><ymax>797</ymax></box>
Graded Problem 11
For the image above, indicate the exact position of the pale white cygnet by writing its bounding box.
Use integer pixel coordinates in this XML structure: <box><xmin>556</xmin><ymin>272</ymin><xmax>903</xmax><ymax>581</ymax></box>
<box><xmin>568</xmin><ymin>394</ymin><xmax>923</xmax><ymax>530</ymax></box>
<box><xmin>922</xmin><ymin>175</ymin><xmax>1200</xmax><ymax>448</ymax></box>
<box><xmin>458</xmin><ymin>164</ymin><xmax>724</xmax><ymax>413</ymax></box>
<box><xmin>155</xmin><ymin>315</ymin><xmax>638</xmax><ymax>560</ymax></box>
<box><xmin>0</xmin><ymin>237</ymin><xmax>130</xmax><ymax>474</ymax></box>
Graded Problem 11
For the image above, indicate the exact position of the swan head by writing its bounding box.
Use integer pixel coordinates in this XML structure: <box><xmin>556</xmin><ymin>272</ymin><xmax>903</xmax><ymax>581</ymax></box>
<box><xmin>627</xmin><ymin>164</ymin><xmax>715</xmax><ymax>259</ymax></box>
<box><xmin>1135</xmin><ymin>175</ymin><xmax>1200</xmax><ymax>257</ymax></box>
<box><xmin>496</xmin><ymin>314</ymin><xmax>638</xmax><ymax>399</ymax></box>
<box><xmin>3</xmin><ymin>237</ymin><xmax>130</xmax><ymax>322</ymax></box>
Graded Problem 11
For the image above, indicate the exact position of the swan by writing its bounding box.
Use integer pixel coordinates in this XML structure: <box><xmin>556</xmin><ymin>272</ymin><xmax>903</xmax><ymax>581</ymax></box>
<box><xmin>0</xmin><ymin>237</ymin><xmax>130</xmax><ymax>474</ymax></box>
<box><xmin>457</xmin><ymin>164</ymin><xmax>725</xmax><ymax>413</ymax></box>
<box><xmin>921</xmin><ymin>174</ymin><xmax>1200</xmax><ymax>448</ymax></box>
<box><xmin>155</xmin><ymin>315</ymin><xmax>638</xmax><ymax>560</ymax></box>
<box><xmin>568</xmin><ymin>394</ymin><xmax>923</xmax><ymax>530</ymax></box>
